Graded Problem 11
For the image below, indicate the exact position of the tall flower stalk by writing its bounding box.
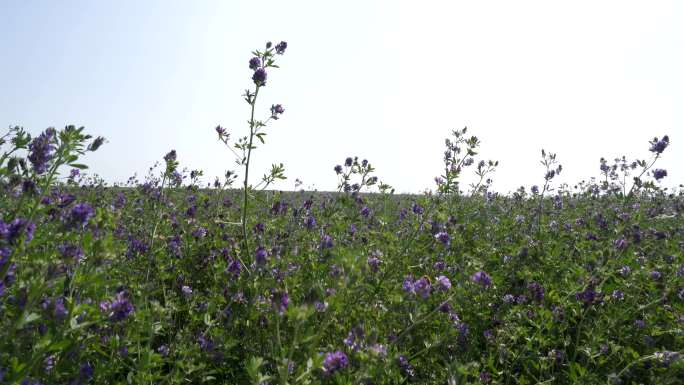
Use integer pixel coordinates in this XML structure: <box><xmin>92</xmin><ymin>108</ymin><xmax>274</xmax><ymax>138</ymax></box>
<box><xmin>216</xmin><ymin>41</ymin><xmax>287</xmax><ymax>270</ymax></box>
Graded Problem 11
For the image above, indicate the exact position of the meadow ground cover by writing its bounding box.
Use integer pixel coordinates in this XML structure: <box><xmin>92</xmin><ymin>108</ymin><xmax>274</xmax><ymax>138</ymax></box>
<box><xmin>0</xmin><ymin>41</ymin><xmax>682</xmax><ymax>384</ymax></box>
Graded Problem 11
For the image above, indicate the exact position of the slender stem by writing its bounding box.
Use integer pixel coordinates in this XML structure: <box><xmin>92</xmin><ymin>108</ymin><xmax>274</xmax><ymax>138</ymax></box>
<box><xmin>241</xmin><ymin>85</ymin><xmax>260</xmax><ymax>271</ymax></box>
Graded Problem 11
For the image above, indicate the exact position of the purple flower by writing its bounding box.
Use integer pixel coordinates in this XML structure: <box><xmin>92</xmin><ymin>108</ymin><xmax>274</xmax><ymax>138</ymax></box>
<box><xmin>528</xmin><ymin>282</ymin><xmax>545</xmax><ymax>302</ymax></box>
<box><xmin>471</xmin><ymin>271</ymin><xmax>492</xmax><ymax>288</ymax></box>
<box><xmin>252</xmin><ymin>68</ymin><xmax>267</xmax><ymax>86</ymax></box>
<box><xmin>272</xmin><ymin>291</ymin><xmax>289</xmax><ymax>314</ymax></box>
<box><xmin>619</xmin><ymin>265</ymin><xmax>631</xmax><ymax>276</ymax></box>
<box><xmin>57</xmin><ymin>242</ymin><xmax>84</xmax><ymax>262</ymax></box>
<box><xmin>249</xmin><ymin>56</ymin><xmax>261</xmax><ymax>70</ymax></box>
<box><xmin>436</xmin><ymin>275</ymin><xmax>451</xmax><ymax>291</ymax></box>
<box><xmin>334</xmin><ymin>165</ymin><xmax>343</xmax><ymax>174</ymax></box>
<box><xmin>157</xmin><ymin>345</ymin><xmax>169</xmax><ymax>357</ymax></box>
<box><xmin>369</xmin><ymin>343</ymin><xmax>387</xmax><ymax>358</ymax></box>
<box><xmin>53</xmin><ymin>297</ymin><xmax>68</xmax><ymax>320</ymax></box>
<box><xmin>613</xmin><ymin>237</ymin><xmax>627</xmax><ymax>250</ymax></box>
<box><xmin>323</xmin><ymin>351</ymin><xmax>348</xmax><ymax>374</ymax></box>
<box><xmin>612</xmin><ymin>290</ymin><xmax>624</xmax><ymax>300</ymax></box>
<box><xmin>414</xmin><ymin>277</ymin><xmax>432</xmax><ymax>299</ymax></box>
<box><xmin>345</xmin><ymin>157</ymin><xmax>353</xmax><ymax>167</ymax></box>
<box><xmin>397</xmin><ymin>355</ymin><xmax>416</xmax><ymax>379</ymax></box>
<box><xmin>435</xmin><ymin>231</ymin><xmax>450</xmax><ymax>246</ymax></box>
<box><xmin>27</xmin><ymin>128</ymin><xmax>56</xmax><ymax>174</ymax></box>
<box><xmin>320</xmin><ymin>234</ymin><xmax>334</xmax><ymax>249</ymax></box>
<box><xmin>107</xmin><ymin>292</ymin><xmax>135</xmax><ymax>322</ymax></box>
<box><xmin>367</xmin><ymin>256</ymin><xmax>381</xmax><ymax>272</ymax></box>
<box><xmin>181</xmin><ymin>285</ymin><xmax>193</xmax><ymax>297</ymax></box>
<box><xmin>255</xmin><ymin>246</ymin><xmax>268</xmax><ymax>265</ymax></box>
<box><xmin>654</xmin><ymin>351</ymin><xmax>681</xmax><ymax>367</ymax></box>
<box><xmin>304</xmin><ymin>215</ymin><xmax>317</xmax><ymax>229</ymax></box>
<box><xmin>360</xmin><ymin>206</ymin><xmax>371</xmax><ymax>218</ymax></box>
<box><xmin>480</xmin><ymin>371</ymin><xmax>492</xmax><ymax>383</ymax></box>
<box><xmin>402</xmin><ymin>275</ymin><xmax>415</xmax><ymax>294</ymax></box>
<box><xmin>6</xmin><ymin>219</ymin><xmax>35</xmax><ymax>244</ymax></box>
<box><xmin>652</xmin><ymin>168</ymin><xmax>667</xmax><ymax>180</ymax></box>
<box><xmin>649</xmin><ymin>135</ymin><xmax>669</xmax><ymax>154</ymax></box>
<box><xmin>503</xmin><ymin>294</ymin><xmax>515</xmax><ymax>304</ymax></box>
<box><xmin>576</xmin><ymin>286</ymin><xmax>598</xmax><ymax>305</ymax></box>
<box><xmin>163</xmin><ymin>149</ymin><xmax>177</xmax><ymax>163</ymax></box>
<box><xmin>270</xmin><ymin>104</ymin><xmax>285</xmax><ymax>119</ymax></box>
<box><xmin>275</xmin><ymin>41</ymin><xmax>287</xmax><ymax>54</ymax></box>
<box><xmin>68</xmin><ymin>203</ymin><xmax>95</xmax><ymax>229</ymax></box>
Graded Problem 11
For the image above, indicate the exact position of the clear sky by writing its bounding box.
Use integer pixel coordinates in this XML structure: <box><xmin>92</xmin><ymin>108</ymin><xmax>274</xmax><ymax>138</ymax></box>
<box><xmin>1</xmin><ymin>0</ymin><xmax>682</xmax><ymax>193</ymax></box>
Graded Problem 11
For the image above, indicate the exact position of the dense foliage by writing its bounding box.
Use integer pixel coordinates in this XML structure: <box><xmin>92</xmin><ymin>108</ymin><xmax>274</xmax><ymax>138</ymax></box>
<box><xmin>0</xmin><ymin>41</ymin><xmax>682</xmax><ymax>385</ymax></box>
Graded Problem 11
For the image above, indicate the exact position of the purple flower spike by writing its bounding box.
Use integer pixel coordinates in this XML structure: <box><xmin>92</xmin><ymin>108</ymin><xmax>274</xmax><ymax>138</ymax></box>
<box><xmin>471</xmin><ymin>271</ymin><xmax>492</xmax><ymax>289</ymax></box>
<box><xmin>323</xmin><ymin>351</ymin><xmax>348</xmax><ymax>374</ymax></box>
<box><xmin>252</xmin><ymin>68</ymin><xmax>267</xmax><ymax>86</ymax></box>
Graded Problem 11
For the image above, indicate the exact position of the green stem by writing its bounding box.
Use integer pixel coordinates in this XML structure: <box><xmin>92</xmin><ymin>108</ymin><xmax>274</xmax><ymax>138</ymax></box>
<box><xmin>241</xmin><ymin>85</ymin><xmax>260</xmax><ymax>274</ymax></box>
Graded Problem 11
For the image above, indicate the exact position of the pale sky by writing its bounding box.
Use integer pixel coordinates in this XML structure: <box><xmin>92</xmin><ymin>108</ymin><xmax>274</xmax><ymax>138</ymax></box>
<box><xmin>1</xmin><ymin>1</ymin><xmax>682</xmax><ymax>193</ymax></box>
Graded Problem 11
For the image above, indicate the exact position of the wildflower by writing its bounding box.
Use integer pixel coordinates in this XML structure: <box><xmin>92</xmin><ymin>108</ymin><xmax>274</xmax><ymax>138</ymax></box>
<box><xmin>103</xmin><ymin>291</ymin><xmax>135</xmax><ymax>322</ymax></box>
<box><xmin>397</xmin><ymin>355</ymin><xmax>416</xmax><ymax>379</ymax></box>
<box><xmin>57</xmin><ymin>242</ymin><xmax>84</xmax><ymax>263</ymax></box>
<box><xmin>367</xmin><ymin>256</ymin><xmax>381</xmax><ymax>272</ymax></box>
<box><xmin>480</xmin><ymin>371</ymin><xmax>492</xmax><ymax>383</ymax></box>
<box><xmin>334</xmin><ymin>165</ymin><xmax>343</xmax><ymax>174</ymax></box>
<box><xmin>181</xmin><ymin>285</ymin><xmax>193</xmax><ymax>298</ymax></box>
<box><xmin>275</xmin><ymin>41</ymin><xmax>287</xmax><ymax>54</ymax></box>
<box><xmin>471</xmin><ymin>271</ymin><xmax>492</xmax><ymax>288</ymax></box>
<box><xmin>435</xmin><ymin>231</ymin><xmax>450</xmax><ymax>246</ymax></box>
<box><xmin>320</xmin><ymin>234</ymin><xmax>334</xmax><ymax>249</ymax></box>
<box><xmin>255</xmin><ymin>246</ymin><xmax>268</xmax><ymax>265</ymax></box>
<box><xmin>323</xmin><ymin>351</ymin><xmax>349</xmax><ymax>374</ymax></box>
<box><xmin>360</xmin><ymin>206</ymin><xmax>371</xmax><ymax>217</ymax></box>
<box><xmin>345</xmin><ymin>157</ymin><xmax>353</xmax><ymax>167</ymax></box>
<box><xmin>272</xmin><ymin>290</ymin><xmax>289</xmax><ymax>314</ymax></box>
<box><xmin>613</xmin><ymin>238</ymin><xmax>627</xmax><ymax>250</ymax></box>
<box><xmin>163</xmin><ymin>150</ymin><xmax>177</xmax><ymax>163</ymax></box>
<box><xmin>53</xmin><ymin>297</ymin><xmax>68</xmax><ymax>320</ymax></box>
<box><xmin>304</xmin><ymin>215</ymin><xmax>316</xmax><ymax>229</ymax></box>
<box><xmin>369</xmin><ymin>343</ymin><xmax>387</xmax><ymax>358</ymax></box>
<box><xmin>67</xmin><ymin>203</ymin><xmax>95</xmax><ymax>229</ymax></box>
<box><xmin>652</xmin><ymin>168</ymin><xmax>667</xmax><ymax>180</ymax></box>
<box><xmin>649</xmin><ymin>135</ymin><xmax>669</xmax><ymax>154</ymax></box>
<box><xmin>270</xmin><ymin>104</ymin><xmax>284</xmax><ymax>119</ymax></box>
<box><xmin>653</xmin><ymin>351</ymin><xmax>681</xmax><ymax>367</ymax></box>
<box><xmin>249</xmin><ymin>56</ymin><xmax>261</xmax><ymax>70</ymax></box>
<box><xmin>576</xmin><ymin>286</ymin><xmax>598</xmax><ymax>305</ymax></box>
<box><xmin>27</xmin><ymin>128</ymin><xmax>56</xmax><ymax>174</ymax></box>
<box><xmin>612</xmin><ymin>290</ymin><xmax>624</xmax><ymax>300</ymax></box>
<box><xmin>528</xmin><ymin>282</ymin><xmax>545</xmax><ymax>302</ymax></box>
<box><xmin>402</xmin><ymin>275</ymin><xmax>415</xmax><ymax>294</ymax></box>
<box><xmin>252</xmin><ymin>68</ymin><xmax>267</xmax><ymax>86</ymax></box>
<box><xmin>414</xmin><ymin>277</ymin><xmax>431</xmax><ymax>299</ymax></box>
<box><xmin>619</xmin><ymin>265</ymin><xmax>631</xmax><ymax>276</ymax></box>
<box><xmin>6</xmin><ymin>219</ymin><xmax>35</xmax><ymax>244</ymax></box>
<box><xmin>436</xmin><ymin>275</ymin><xmax>451</xmax><ymax>291</ymax></box>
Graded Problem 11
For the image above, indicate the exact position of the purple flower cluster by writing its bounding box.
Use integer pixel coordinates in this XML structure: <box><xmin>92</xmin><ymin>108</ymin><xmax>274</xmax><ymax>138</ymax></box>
<box><xmin>67</xmin><ymin>203</ymin><xmax>95</xmax><ymax>229</ymax></box>
<box><xmin>403</xmin><ymin>275</ymin><xmax>432</xmax><ymax>299</ymax></box>
<box><xmin>649</xmin><ymin>135</ymin><xmax>669</xmax><ymax>154</ymax></box>
<box><xmin>28</xmin><ymin>127</ymin><xmax>56</xmax><ymax>174</ymax></box>
<box><xmin>100</xmin><ymin>291</ymin><xmax>135</xmax><ymax>322</ymax></box>
<box><xmin>652</xmin><ymin>168</ymin><xmax>667</xmax><ymax>180</ymax></box>
<box><xmin>1</xmin><ymin>218</ymin><xmax>35</xmax><ymax>245</ymax></box>
<box><xmin>322</xmin><ymin>350</ymin><xmax>349</xmax><ymax>374</ymax></box>
<box><xmin>471</xmin><ymin>271</ymin><xmax>492</xmax><ymax>289</ymax></box>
